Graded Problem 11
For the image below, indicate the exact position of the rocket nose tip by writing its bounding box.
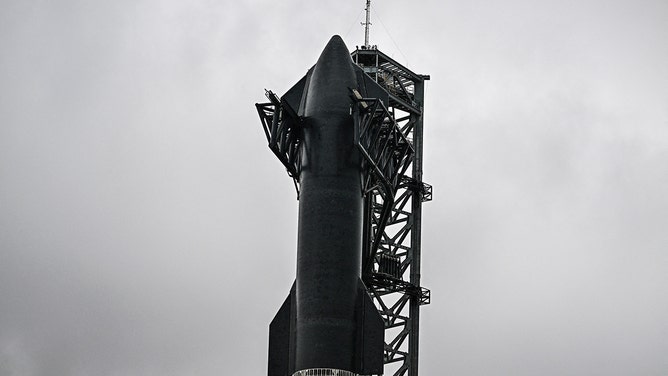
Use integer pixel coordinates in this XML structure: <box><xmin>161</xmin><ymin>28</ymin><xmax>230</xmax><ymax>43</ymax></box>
<box><xmin>316</xmin><ymin>36</ymin><xmax>352</xmax><ymax>68</ymax></box>
<box><xmin>329</xmin><ymin>35</ymin><xmax>344</xmax><ymax>43</ymax></box>
<box><xmin>305</xmin><ymin>35</ymin><xmax>357</xmax><ymax>117</ymax></box>
<box><xmin>323</xmin><ymin>35</ymin><xmax>349</xmax><ymax>54</ymax></box>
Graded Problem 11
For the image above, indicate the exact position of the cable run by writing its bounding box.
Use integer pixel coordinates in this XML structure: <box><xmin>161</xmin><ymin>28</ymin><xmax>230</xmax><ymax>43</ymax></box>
<box><xmin>344</xmin><ymin>8</ymin><xmax>365</xmax><ymax>42</ymax></box>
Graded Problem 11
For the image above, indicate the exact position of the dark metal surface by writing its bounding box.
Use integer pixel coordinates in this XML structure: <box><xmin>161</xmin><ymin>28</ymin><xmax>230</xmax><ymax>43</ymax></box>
<box><xmin>296</xmin><ymin>35</ymin><xmax>366</xmax><ymax>373</ymax></box>
<box><xmin>259</xmin><ymin>36</ymin><xmax>385</xmax><ymax>376</ymax></box>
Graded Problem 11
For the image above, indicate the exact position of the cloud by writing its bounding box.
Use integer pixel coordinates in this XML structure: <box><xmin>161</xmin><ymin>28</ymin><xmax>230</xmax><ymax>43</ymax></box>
<box><xmin>1</xmin><ymin>0</ymin><xmax>667</xmax><ymax>375</ymax></box>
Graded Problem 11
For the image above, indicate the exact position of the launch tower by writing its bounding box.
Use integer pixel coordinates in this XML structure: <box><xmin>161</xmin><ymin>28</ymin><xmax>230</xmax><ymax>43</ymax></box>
<box><xmin>350</xmin><ymin>44</ymin><xmax>431</xmax><ymax>376</ymax></box>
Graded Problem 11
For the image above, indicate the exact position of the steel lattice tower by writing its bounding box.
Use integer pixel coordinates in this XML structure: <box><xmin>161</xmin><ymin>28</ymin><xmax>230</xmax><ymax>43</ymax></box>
<box><xmin>352</xmin><ymin>46</ymin><xmax>431</xmax><ymax>376</ymax></box>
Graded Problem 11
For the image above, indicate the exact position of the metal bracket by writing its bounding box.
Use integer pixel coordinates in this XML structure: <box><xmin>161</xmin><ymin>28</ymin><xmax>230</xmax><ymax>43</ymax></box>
<box><xmin>255</xmin><ymin>90</ymin><xmax>302</xmax><ymax>198</ymax></box>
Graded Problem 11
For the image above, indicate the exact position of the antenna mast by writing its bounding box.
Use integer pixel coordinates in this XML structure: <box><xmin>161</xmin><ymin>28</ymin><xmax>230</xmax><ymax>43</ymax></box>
<box><xmin>363</xmin><ymin>0</ymin><xmax>371</xmax><ymax>47</ymax></box>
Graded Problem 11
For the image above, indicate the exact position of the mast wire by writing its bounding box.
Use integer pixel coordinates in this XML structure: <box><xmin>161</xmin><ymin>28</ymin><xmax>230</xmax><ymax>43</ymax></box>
<box><xmin>371</xmin><ymin>8</ymin><xmax>411</xmax><ymax>68</ymax></box>
<box><xmin>344</xmin><ymin>9</ymin><xmax>365</xmax><ymax>42</ymax></box>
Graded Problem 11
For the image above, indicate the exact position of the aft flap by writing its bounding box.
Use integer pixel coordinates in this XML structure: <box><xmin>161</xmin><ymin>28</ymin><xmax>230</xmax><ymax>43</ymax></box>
<box><xmin>268</xmin><ymin>282</ymin><xmax>296</xmax><ymax>376</ymax></box>
<box><xmin>355</xmin><ymin>278</ymin><xmax>384</xmax><ymax>375</ymax></box>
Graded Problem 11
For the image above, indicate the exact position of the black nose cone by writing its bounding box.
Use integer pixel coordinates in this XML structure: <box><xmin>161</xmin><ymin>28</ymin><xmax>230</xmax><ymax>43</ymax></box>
<box><xmin>304</xmin><ymin>35</ymin><xmax>357</xmax><ymax>117</ymax></box>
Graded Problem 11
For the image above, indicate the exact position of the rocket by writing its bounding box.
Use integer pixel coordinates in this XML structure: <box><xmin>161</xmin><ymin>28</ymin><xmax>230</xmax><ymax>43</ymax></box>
<box><xmin>267</xmin><ymin>36</ymin><xmax>387</xmax><ymax>376</ymax></box>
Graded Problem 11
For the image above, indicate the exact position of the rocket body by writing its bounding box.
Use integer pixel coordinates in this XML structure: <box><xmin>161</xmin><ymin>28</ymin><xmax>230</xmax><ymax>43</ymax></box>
<box><xmin>296</xmin><ymin>36</ymin><xmax>363</xmax><ymax>371</ymax></box>
<box><xmin>267</xmin><ymin>36</ymin><xmax>385</xmax><ymax>376</ymax></box>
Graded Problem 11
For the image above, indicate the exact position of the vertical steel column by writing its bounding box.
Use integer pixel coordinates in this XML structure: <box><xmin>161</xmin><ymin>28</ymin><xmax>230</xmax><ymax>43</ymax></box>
<box><xmin>408</xmin><ymin>78</ymin><xmax>425</xmax><ymax>376</ymax></box>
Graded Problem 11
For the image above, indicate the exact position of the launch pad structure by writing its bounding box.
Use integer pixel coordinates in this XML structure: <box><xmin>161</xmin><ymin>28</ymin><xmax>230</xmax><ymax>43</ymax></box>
<box><xmin>256</xmin><ymin>35</ymin><xmax>430</xmax><ymax>376</ymax></box>
<box><xmin>351</xmin><ymin>45</ymin><xmax>431</xmax><ymax>376</ymax></box>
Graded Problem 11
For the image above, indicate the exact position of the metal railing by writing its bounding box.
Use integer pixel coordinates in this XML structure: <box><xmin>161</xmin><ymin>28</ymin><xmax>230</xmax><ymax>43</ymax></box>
<box><xmin>292</xmin><ymin>369</ymin><xmax>359</xmax><ymax>376</ymax></box>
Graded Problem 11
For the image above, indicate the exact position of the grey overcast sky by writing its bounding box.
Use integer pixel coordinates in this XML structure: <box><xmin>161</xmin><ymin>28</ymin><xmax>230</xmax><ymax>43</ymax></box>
<box><xmin>1</xmin><ymin>0</ymin><xmax>667</xmax><ymax>375</ymax></box>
